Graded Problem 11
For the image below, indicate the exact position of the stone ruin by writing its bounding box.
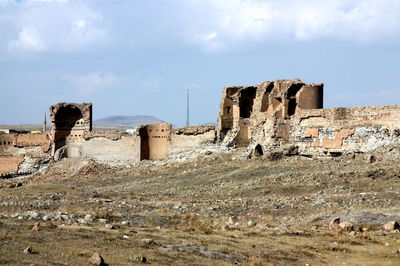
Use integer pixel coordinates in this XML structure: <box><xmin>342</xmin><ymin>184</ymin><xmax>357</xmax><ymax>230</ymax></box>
<box><xmin>49</xmin><ymin>102</ymin><xmax>92</xmax><ymax>157</ymax></box>
<box><xmin>217</xmin><ymin>79</ymin><xmax>323</xmax><ymax>147</ymax></box>
<box><xmin>2</xmin><ymin>77</ymin><xmax>400</xmax><ymax>176</ymax></box>
<box><xmin>217</xmin><ymin>78</ymin><xmax>400</xmax><ymax>157</ymax></box>
<box><xmin>47</xmin><ymin>104</ymin><xmax>215</xmax><ymax>164</ymax></box>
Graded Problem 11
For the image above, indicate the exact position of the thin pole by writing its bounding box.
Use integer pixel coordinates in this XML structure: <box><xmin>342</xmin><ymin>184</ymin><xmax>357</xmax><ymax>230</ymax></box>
<box><xmin>186</xmin><ymin>89</ymin><xmax>190</xmax><ymax>126</ymax></box>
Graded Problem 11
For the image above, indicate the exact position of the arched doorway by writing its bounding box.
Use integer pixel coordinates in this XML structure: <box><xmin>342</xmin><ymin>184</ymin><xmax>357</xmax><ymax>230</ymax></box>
<box><xmin>54</xmin><ymin>105</ymin><xmax>84</xmax><ymax>150</ymax></box>
<box><xmin>254</xmin><ymin>144</ymin><xmax>264</xmax><ymax>157</ymax></box>
<box><xmin>239</xmin><ymin>87</ymin><xmax>257</xmax><ymax>118</ymax></box>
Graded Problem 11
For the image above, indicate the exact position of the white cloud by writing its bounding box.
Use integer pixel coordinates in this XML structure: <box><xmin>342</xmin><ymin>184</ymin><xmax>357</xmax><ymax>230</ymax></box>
<box><xmin>192</xmin><ymin>32</ymin><xmax>224</xmax><ymax>51</ymax></box>
<box><xmin>8</xmin><ymin>0</ymin><xmax>107</xmax><ymax>53</ymax></box>
<box><xmin>62</xmin><ymin>72</ymin><xmax>116</xmax><ymax>95</ymax></box>
<box><xmin>186</xmin><ymin>0</ymin><xmax>400</xmax><ymax>50</ymax></box>
<box><xmin>30</xmin><ymin>0</ymin><xmax>68</xmax><ymax>2</ymax></box>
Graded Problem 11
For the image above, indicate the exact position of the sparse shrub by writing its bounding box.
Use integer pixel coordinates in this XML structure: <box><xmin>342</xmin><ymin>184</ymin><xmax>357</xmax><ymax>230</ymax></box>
<box><xmin>92</xmin><ymin>209</ymin><xmax>114</xmax><ymax>221</ymax></box>
<box><xmin>175</xmin><ymin>213</ymin><xmax>213</xmax><ymax>233</ymax></box>
<box><xmin>248</xmin><ymin>255</ymin><xmax>269</xmax><ymax>266</ymax></box>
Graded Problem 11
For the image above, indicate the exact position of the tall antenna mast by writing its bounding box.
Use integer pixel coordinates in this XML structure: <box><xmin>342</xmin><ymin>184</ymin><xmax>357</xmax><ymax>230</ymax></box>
<box><xmin>186</xmin><ymin>88</ymin><xmax>190</xmax><ymax>126</ymax></box>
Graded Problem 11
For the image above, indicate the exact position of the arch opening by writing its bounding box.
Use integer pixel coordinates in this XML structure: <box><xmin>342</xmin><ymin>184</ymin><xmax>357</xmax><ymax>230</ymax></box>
<box><xmin>54</xmin><ymin>105</ymin><xmax>84</xmax><ymax>150</ymax></box>
<box><xmin>254</xmin><ymin>144</ymin><xmax>264</xmax><ymax>157</ymax></box>
<box><xmin>239</xmin><ymin>87</ymin><xmax>257</xmax><ymax>118</ymax></box>
<box><xmin>288</xmin><ymin>98</ymin><xmax>297</xmax><ymax>117</ymax></box>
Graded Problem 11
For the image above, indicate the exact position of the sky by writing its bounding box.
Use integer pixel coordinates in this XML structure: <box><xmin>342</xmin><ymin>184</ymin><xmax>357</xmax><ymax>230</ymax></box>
<box><xmin>0</xmin><ymin>0</ymin><xmax>400</xmax><ymax>126</ymax></box>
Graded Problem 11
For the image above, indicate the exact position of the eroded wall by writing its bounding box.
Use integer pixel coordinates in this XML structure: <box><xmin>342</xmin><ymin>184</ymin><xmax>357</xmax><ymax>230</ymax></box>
<box><xmin>0</xmin><ymin>155</ymin><xmax>24</xmax><ymax>175</ymax></box>
<box><xmin>50</xmin><ymin>102</ymin><xmax>92</xmax><ymax>155</ymax></box>
<box><xmin>0</xmin><ymin>133</ymin><xmax>51</xmax><ymax>176</ymax></box>
<box><xmin>217</xmin><ymin>79</ymin><xmax>324</xmax><ymax>146</ymax></box>
<box><xmin>168</xmin><ymin>126</ymin><xmax>216</xmax><ymax>156</ymax></box>
<box><xmin>62</xmin><ymin>134</ymin><xmax>141</xmax><ymax>164</ymax></box>
<box><xmin>217</xmin><ymin>79</ymin><xmax>400</xmax><ymax>157</ymax></box>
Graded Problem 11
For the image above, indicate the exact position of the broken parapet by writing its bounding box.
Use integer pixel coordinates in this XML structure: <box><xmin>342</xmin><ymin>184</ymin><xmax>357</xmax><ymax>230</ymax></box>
<box><xmin>217</xmin><ymin>79</ymin><xmax>323</xmax><ymax>147</ymax></box>
<box><xmin>173</xmin><ymin>125</ymin><xmax>215</xmax><ymax>135</ymax></box>
<box><xmin>217</xmin><ymin>78</ymin><xmax>400</xmax><ymax>157</ymax></box>
<box><xmin>169</xmin><ymin>126</ymin><xmax>216</xmax><ymax>156</ymax></box>
<box><xmin>49</xmin><ymin>102</ymin><xmax>92</xmax><ymax>155</ymax></box>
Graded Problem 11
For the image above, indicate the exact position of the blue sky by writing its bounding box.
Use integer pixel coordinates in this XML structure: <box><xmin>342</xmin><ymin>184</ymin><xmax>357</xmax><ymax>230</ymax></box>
<box><xmin>0</xmin><ymin>0</ymin><xmax>400</xmax><ymax>126</ymax></box>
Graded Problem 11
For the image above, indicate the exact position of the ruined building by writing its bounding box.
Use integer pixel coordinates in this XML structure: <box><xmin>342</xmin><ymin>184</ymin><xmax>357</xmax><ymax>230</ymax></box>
<box><xmin>3</xmin><ymin>78</ymin><xmax>400</xmax><ymax>177</ymax></box>
<box><xmin>217</xmin><ymin>79</ymin><xmax>400</xmax><ymax>157</ymax></box>
<box><xmin>49</xmin><ymin>102</ymin><xmax>92</xmax><ymax>157</ymax></box>
<box><xmin>47</xmin><ymin>103</ymin><xmax>215</xmax><ymax>164</ymax></box>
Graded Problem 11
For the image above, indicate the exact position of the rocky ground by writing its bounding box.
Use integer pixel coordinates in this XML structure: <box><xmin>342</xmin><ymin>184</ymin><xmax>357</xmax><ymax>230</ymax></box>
<box><xmin>1</xmin><ymin>147</ymin><xmax>400</xmax><ymax>265</ymax></box>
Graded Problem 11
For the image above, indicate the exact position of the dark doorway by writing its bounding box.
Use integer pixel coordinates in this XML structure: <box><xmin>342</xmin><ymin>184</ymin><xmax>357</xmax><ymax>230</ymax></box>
<box><xmin>54</xmin><ymin>105</ymin><xmax>83</xmax><ymax>150</ymax></box>
<box><xmin>239</xmin><ymin>87</ymin><xmax>257</xmax><ymax>118</ymax></box>
<box><xmin>254</xmin><ymin>144</ymin><xmax>264</xmax><ymax>157</ymax></box>
<box><xmin>288</xmin><ymin>98</ymin><xmax>297</xmax><ymax>117</ymax></box>
<box><xmin>139</xmin><ymin>127</ymin><xmax>150</xmax><ymax>160</ymax></box>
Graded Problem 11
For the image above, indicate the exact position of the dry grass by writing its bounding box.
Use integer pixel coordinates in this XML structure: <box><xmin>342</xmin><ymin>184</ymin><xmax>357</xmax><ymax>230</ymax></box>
<box><xmin>1</xmin><ymin>151</ymin><xmax>400</xmax><ymax>265</ymax></box>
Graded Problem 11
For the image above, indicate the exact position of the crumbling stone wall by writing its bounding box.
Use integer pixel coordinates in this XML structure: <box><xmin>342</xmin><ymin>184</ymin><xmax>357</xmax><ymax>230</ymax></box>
<box><xmin>0</xmin><ymin>134</ymin><xmax>15</xmax><ymax>154</ymax></box>
<box><xmin>16</xmin><ymin>133</ymin><xmax>50</xmax><ymax>152</ymax></box>
<box><xmin>217</xmin><ymin>79</ymin><xmax>323</xmax><ymax>147</ymax></box>
<box><xmin>168</xmin><ymin>126</ymin><xmax>216</xmax><ymax>156</ymax></box>
<box><xmin>0</xmin><ymin>155</ymin><xmax>25</xmax><ymax>175</ymax></box>
<box><xmin>0</xmin><ymin>133</ymin><xmax>51</xmax><ymax>176</ymax></box>
<box><xmin>286</xmin><ymin>106</ymin><xmax>400</xmax><ymax>156</ymax></box>
<box><xmin>217</xmin><ymin>79</ymin><xmax>400</xmax><ymax>157</ymax></box>
<box><xmin>49</xmin><ymin>102</ymin><xmax>92</xmax><ymax>157</ymax></box>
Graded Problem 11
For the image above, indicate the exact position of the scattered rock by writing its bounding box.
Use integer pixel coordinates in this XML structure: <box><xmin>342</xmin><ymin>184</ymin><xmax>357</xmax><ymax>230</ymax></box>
<box><xmin>329</xmin><ymin>217</ymin><xmax>353</xmax><ymax>232</ymax></box>
<box><xmin>99</xmin><ymin>218</ymin><xmax>109</xmax><ymax>223</ymax></box>
<box><xmin>227</xmin><ymin>216</ymin><xmax>237</xmax><ymax>225</ymax></box>
<box><xmin>383</xmin><ymin>221</ymin><xmax>400</xmax><ymax>231</ymax></box>
<box><xmin>205</xmin><ymin>151</ymin><xmax>212</xmax><ymax>155</ymax></box>
<box><xmin>26</xmin><ymin>210</ymin><xmax>41</xmax><ymax>220</ymax></box>
<box><xmin>9</xmin><ymin>183</ymin><xmax>22</xmax><ymax>188</ymax></box>
<box><xmin>23</xmin><ymin>246</ymin><xmax>33</xmax><ymax>254</ymax></box>
<box><xmin>84</xmin><ymin>214</ymin><xmax>95</xmax><ymax>222</ymax></box>
<box><xmin>105</xmin><ymin>224</ymin><xmax>114</xmax><ymax>229</ymax></box>
<box><xmin>247</xmin><ymin>220</ymin><xmax>256</xmax><ymax>227</ymax></box>
<box><xmin>136</xmin><ymin>256</ymin><xmax>147</xmax><ymax>263</ymax></box>
<box><xmin>88</xmin><ymin>252</ymin><xmax>105</xmax><ymax>265</ymax></box>
<box><xmin>77</xmin><ymin>218</ymin><xmax>88</xmax><ymax>225</ymax></box>
<box><xmin>42</xmin><ymin>215</ymin><xmax>52</xmax><ymax>221</ymax></box>
<box><xmin>339</xmin><ymin>221</ymin><xmax>353</xmax><ymax>231</ymax></box>
<box><xmin>31</xmin><ymin>222</ymin><xmax>40</xmax><ymax>232</ymax></box>
<box><xmin>366</xmin><ymin>154</ymin><xmax>376</xmax><ymax>163</ymax></box>
<box><xmin>329</xmin><ymin>217</ymin><xmax>341</xmax><ymax>231</ymax></box>
<box><xmin>141</xmin><ymin>238</ymin><xmax>154</xmax><ymax>245</ymax></box>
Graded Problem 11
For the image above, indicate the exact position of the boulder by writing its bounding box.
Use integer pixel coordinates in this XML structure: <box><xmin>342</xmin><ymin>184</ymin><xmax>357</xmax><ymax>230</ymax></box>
<box><xmin>339</xmin><ymin>221</ymin><xmax>353</xmax><ymax>231</ymax></box>
<box><xmin>31</xmin><ymin>222</ymin><xmax>40</xmax><ymax>232</ymax></box>
<box><xmin>23</xmin><ymin>246</ymin><xmax>33</xmax><ymax>254</ymax></box>
<box><xmin>329</xmin><ymin>217</ymin><xmax>342</xmax><ymax>231</ymax></box>
<box><xmin>383</xmin><ymin>221</ymin><xmax>400</xmax><ymax>231</ymax></box>
<box><xmin>88</xmin><ymin>252</ymin><xmax>105</xmax><ymax>265</ymax></box>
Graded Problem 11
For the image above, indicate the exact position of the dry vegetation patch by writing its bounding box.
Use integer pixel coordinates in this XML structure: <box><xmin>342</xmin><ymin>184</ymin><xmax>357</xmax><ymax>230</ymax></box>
<box><xmin>1</xmin><ymin>151</ymin><xmax>400</xmax><ymax>264</ymax></box>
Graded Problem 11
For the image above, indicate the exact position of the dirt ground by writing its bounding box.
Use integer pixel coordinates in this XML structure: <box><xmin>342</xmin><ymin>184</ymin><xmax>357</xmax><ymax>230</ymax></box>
<box><xmin>1</xmin><ymin>148</ymin><xmax>400</xmax><ymax>265</ymax></box>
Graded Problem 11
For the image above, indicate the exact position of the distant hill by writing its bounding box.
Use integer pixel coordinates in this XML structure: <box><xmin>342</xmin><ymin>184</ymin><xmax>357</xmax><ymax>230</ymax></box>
<box><xmin>94</xmin><ymin>115</ymin><xmax>164</xmax><ymax>127</ymax></box>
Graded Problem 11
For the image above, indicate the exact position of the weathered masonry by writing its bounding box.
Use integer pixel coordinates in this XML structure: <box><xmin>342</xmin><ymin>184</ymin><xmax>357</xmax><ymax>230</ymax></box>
<box><xmin>217</xmin><ymin>79</ymin><xmax>400</xmax><ymax>157</ymax></box>
<box><xmin>218</xmin><ymin>79</ymin><xmax>323</xmax><ymax>147</ymax></box>
<box><xmin>139</xmin><ymin>123</ymin><xmax>171</xmax><ymax>160</ymax></box>
<box><xmin>47</xmin><ymin>103</ymin><xmax>215</xmax><ymax>164</ymax></box>
<box><xmin>49</xmin><ymin>102</ymin><xmax>92</xmax><ymax>157</ymax></box>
